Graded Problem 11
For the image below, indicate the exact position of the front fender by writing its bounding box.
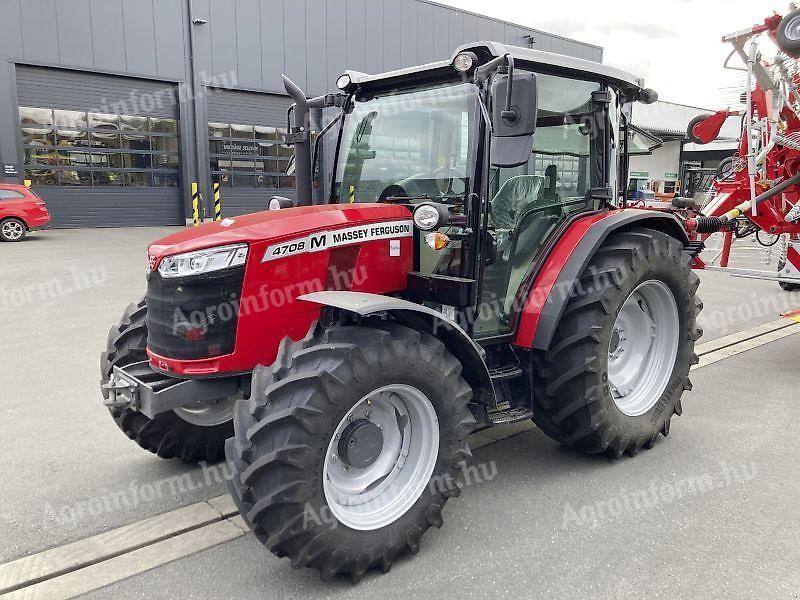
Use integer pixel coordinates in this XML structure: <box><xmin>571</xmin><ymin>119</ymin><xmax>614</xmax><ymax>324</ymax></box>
<box><xmin>298</xmin><ymin>290</ymin><xmax>495</xmax><ymax>404</ymax></box>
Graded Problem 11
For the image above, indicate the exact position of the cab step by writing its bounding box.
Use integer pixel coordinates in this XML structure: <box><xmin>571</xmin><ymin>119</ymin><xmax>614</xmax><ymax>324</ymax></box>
<box><xmin>488</xmin><ymin>406</ymin><xmax>533</xmax><ymax>425</ymax></box>
<box><xmin>488</xmin><ymin>364</ymin><xmax>524</xmax><ymax>381</ymax></box>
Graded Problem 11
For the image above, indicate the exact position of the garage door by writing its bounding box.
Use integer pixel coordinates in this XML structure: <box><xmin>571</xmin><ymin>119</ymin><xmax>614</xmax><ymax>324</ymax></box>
<box><xmin>206</xmin><ymin>88</ymin><xmax>294</xmax><ymax>216</ymax></box>
<box><xmin>16</xmin><ymin>66</ymin><xmax>183</xmax><ymax>227</ymax></box>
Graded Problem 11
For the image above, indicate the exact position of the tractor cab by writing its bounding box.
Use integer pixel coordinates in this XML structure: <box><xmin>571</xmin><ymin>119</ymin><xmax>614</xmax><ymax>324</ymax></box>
<box><xmin>285</xmin><ymin>42</ymin><xmax>659</xmax><ymax>339</ymax></box>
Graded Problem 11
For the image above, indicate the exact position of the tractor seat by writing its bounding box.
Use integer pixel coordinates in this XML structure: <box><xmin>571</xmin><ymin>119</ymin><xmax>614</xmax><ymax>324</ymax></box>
<box><xmin>490</xmin><ymin>175</ymin><xmax>545</xmax><ymax>231</ymax></box>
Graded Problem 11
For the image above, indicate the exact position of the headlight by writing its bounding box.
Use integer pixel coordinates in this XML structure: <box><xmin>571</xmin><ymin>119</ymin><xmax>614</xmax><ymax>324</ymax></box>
<box><xmin>336</xmin><ymin>73</ymin><xmax>352</xmax><ymax>90</ymax></box>
<box><xmin>157</xmin><ymin>244</ymin><xmax>248</xmax><ymax>279</ymax></box>
<box><xmin>452</xmin><ymin>51</ymin><xmax>477</xmax><ymax>73</ymax></box>
<box><xmin>413</xmin><ymin>202</ymin><xmax>449</xmax><ymax>231</ymax></box>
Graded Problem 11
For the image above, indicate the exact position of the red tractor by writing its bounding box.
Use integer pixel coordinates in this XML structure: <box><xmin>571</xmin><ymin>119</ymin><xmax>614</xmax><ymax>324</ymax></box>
<box><xmin>101</xmin><ymin>43</ymin><xmax>702</xmax><ymax>581</ymax></box>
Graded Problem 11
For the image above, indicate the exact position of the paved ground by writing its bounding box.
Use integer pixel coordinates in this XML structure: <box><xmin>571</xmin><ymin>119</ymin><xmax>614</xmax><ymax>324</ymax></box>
<box><xmin>1</xmin><ymin>226</ymin><xmax>798</xmax><ymax>598</ymax></box>
<box><xmin>81</xmin><ymin>335</ymin><xmax>800</xmax><ymax>599</ymax></box>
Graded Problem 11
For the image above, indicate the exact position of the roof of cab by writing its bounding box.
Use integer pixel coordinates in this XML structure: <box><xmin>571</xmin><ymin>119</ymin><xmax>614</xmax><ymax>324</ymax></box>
<box><xmin>346</xmin><ymin>41</ymin><xmax>646</xmax><ymax>94</ymax></box>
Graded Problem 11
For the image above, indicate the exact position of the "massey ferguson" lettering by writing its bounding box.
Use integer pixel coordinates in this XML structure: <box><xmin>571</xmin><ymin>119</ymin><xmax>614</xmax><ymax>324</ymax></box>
<box><xmin>262</xmin><ymin>220</ymin><xmax>412</xmax><ymax>262</ymax></box>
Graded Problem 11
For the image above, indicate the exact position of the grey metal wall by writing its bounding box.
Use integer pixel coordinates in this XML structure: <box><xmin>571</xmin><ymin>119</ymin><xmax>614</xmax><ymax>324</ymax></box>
<box><xmin>187</xmin><ymin>0</ymin><xmax>602</xmax><ymax>95</ymax></box>
<box><xmin>0</xmin><ymin>0</ymin><xmax>602</xmax><ymax>226</ymax></box>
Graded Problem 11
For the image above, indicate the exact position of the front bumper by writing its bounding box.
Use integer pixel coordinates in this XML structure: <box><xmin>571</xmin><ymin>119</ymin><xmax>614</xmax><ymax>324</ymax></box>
<box><xmin>102</xmin><ymin>360</ymin><xmax>242</xmax><ymax>418</ymax></box>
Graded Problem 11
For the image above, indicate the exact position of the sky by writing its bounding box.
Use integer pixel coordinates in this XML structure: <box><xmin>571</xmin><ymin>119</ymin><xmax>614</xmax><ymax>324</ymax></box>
<box><xmin>437</xmin><ymin>0</ymin><xmax>780</xmax><ymax>109</ymax></box>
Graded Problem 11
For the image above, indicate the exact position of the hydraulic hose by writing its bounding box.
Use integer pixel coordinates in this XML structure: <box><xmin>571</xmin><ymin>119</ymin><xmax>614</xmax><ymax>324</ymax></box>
<box><xmin>689</xmin><ymin>171</ymin><xmax>800</xmax><ymax>233</ymax></box>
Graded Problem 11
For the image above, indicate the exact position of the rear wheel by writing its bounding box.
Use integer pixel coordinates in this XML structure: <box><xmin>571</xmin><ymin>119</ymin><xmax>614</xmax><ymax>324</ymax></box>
<box><xmin>225</xmin><ymin>322</ymin><xmax>475</xmax><ymax>581</ymax></box>
<box><xmin>100</xmin><ymin>299</ymin><xmax>235</xmax><ymax>461</ymax></box>
<box><xmin>0</xmin><ymin>218</ymin><xmax>26</xmax><ymax>242</ymax></box>
<box><xmin>532</xmin><ymin>228</ymin><xmax>702</xmax><ymax>457</ymax></box>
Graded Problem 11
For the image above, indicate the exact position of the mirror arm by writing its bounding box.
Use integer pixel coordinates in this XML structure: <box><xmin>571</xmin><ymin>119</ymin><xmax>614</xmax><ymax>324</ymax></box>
<box><xmin>500</xmin><ymin>55</ymin><xmax>517</xmax><ymax>124</ymax></box>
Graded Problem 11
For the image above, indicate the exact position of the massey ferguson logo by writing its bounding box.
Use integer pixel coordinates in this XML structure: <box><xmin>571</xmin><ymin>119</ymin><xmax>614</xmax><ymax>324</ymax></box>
<box><xmin>262</xmin><ymin>220</ymin><xmax>413</xmax><ymax>262</ymax></box>
<box><xmin>147</xmin><ymin>255</ymin><xmax>158</xmax><ymax>273</ymax></box>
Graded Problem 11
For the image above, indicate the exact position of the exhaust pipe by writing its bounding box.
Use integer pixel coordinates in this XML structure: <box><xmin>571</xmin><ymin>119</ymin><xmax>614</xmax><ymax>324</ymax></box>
<box><xmin>282</xmin><ymin>75</ymin><xmax>313</xmax><ymax>206</ymax></box>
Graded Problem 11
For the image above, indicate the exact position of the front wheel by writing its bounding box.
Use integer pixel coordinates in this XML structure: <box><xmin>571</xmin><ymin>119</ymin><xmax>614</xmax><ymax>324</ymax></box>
<box><xmin>532</xmin><ymin>228</ymin><xmax>702</xmax><ymax>458</ymax></box>
<box><xmin>225</xmin><ymin>322</ymin><xmax>475</xmax><ymax>581</ymax></box>
<box><xmin>100</xmin><ymin>299</ymin><xmax>235</xmax><ymax>461</ymax></box>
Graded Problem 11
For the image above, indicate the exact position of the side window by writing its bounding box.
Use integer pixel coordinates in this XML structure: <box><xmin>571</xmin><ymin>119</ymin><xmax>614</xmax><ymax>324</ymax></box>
<box><xmin>0</xmin><ymin>190</ymin><xmax>25</xmax><ymax>200</ymax></box>
<box><xmin>475</xmin><ymin>73</ymin><xmax>603</xmax><ymax>338</ymax></box>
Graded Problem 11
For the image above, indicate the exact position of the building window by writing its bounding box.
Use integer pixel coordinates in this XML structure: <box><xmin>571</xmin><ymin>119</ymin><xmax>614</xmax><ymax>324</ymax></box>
<box><xmin>208</xmin><ymin>121</ymin><xmax>294</xmax><ymax>189</ymax></box>
<box><xmin>19</xmin><ymin>106</ymin><xmax>180</xmax><ymax>187</ymax></box>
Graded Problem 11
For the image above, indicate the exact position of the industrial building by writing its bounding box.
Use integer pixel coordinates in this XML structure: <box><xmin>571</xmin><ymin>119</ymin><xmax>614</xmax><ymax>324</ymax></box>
<box><xmin>0</xmin><ymin>0</ymin><xmax>601</xmax><ymax>227</ymax></box>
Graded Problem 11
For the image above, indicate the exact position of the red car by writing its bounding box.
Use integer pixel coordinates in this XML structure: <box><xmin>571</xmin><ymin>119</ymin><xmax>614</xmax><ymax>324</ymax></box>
<box><xmin>0</xmin><ymin>184</ymin><xmax>51</xmax><ymax>242</ymax></box>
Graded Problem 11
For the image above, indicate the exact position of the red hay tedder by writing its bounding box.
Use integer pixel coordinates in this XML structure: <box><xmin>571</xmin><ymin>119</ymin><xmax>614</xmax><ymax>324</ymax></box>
<box><xmin>668</xmin><ymin>7</ymin><xmax>800</xmax><ymax>290</ymax></box>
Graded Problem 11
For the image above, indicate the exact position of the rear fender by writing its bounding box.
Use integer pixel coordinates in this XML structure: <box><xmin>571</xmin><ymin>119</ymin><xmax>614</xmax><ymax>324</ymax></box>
<box><xmin>298</xmin><ymin>290</ymin><xmax>495</xmax><ymax>404</ymax></box>
<box><xmin>513</xmin><ymin>209</ymin><xmax>690</xmax><ymax>351</ymax></box>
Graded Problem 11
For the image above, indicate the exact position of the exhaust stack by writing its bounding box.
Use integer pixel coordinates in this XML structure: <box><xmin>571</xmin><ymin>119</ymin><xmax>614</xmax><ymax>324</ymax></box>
<box><xmin>282</xmin><ymin>75</ymin><xmax>313</xmax><ymax>207</ymax></box>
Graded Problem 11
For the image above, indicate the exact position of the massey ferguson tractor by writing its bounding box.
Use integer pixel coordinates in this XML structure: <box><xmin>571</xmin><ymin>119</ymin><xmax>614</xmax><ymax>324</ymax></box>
<box><xmin>677</xmin><ymin>7</ymin><xmax>800</xmax><ymax>290</ymax></box>
<box><xmin>101</xmin><ymin>43</ymin><xmax>702</xmax><ymax>581</ymax></box>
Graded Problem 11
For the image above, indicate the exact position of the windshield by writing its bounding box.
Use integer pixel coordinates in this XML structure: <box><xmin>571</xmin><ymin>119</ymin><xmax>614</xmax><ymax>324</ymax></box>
<box><xmin>333</xmin><ymin>81</ymin><xmax>478</xmax><ymax>203</ymax></box>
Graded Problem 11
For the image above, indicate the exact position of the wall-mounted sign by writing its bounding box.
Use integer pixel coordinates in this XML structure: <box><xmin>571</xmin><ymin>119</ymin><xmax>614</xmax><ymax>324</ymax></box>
<box><xmin>630</xmin><ymin>170</ymin><xmax>649</xmax><ymax>177</ymax></box>
<box><xmin>665</xmin><ymin>172</ymin><xmax>679</xmax><ymax>179</ymax></box>
<box><xmin>3</xmin><ymin>163</ymin><xmax>19</xmax><ymax>177</ymax></box>
<box><xmin>222</xmin><ymin>142</ymin><xmax>258</xmax><ymax>154</ymax></box>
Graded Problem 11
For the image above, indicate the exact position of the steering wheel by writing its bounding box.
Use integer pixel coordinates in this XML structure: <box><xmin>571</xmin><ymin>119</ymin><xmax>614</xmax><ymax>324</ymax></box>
<box><xmin>432</xmin><ymin>167</ymin><xmax>464</xmax><ymax>196</ymax></box>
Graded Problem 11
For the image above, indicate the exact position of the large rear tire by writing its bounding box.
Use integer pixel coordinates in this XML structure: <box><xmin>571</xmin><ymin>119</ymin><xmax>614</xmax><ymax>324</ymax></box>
<box><xmin>225</xmin><ymin>322</ymin><xmax>475</xmax><ymax>581</ymax></box>
<box><xmin>532</xmin><ymin>228</ymin><xmax>702</xmax><ymax>458</ymax></box>
<box><xmin>100</xmin><ymin>299</ymin><xmax>234</xmax><ymax>462</ymax></box>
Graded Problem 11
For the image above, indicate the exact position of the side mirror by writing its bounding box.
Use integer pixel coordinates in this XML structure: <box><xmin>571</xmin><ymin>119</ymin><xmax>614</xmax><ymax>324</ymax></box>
<box><xmin>491</xmin><ymin>72</ymin><xmax>537</xmax><ymax>168</ymax></box>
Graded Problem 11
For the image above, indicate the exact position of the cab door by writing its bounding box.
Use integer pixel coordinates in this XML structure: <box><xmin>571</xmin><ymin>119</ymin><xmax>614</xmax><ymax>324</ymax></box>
<box><xmin>474</xmin><ymin>73</ymin><xmax>607</xmax><ymax>338</ymax></box>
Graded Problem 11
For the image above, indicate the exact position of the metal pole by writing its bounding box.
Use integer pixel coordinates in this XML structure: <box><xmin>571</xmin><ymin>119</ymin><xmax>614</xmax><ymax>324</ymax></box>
<box><xmin>192</xmin><ymin>182</ymin><xmax>202</xmax><ymax>227</ymax></box>
<box><xmin>213</xmin><ymin>181</ymin><xmax>221</xmax><ymax>221</ymax></box>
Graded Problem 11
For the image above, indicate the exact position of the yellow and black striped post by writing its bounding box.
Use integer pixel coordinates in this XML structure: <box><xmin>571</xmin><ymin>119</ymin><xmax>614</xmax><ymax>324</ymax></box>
<box><xmin>213</xmin><ymin>182</ymin><xmax>222</xmax><ymax>221</ymax></box>
<box><xmin>23</xmin><ymin>179</ymin><xmax>31</xmax><ymax>188</ymax></box>
<box><xmin>348</xmin><ymin>185</ymin><xmax>355</xmax><ymax>203</ymax></box>
<box><xmin>191</xmin><ymin>182</ymin><xmax>201</xmax><ymax>227</ymax></box>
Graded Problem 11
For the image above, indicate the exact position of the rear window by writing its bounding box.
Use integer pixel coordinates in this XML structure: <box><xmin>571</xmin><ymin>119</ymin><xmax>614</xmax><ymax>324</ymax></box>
<box><xmin>0</xmin><ymin>190</ymin><xmax>25</xmax><ymax>200</ymax></box>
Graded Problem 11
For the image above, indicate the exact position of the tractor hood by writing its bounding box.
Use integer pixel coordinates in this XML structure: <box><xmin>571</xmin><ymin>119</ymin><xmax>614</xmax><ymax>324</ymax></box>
<box><xmin>148</xmin><ymin>203</ymin><xmax>413</xmax><ymax>259</ymax></box>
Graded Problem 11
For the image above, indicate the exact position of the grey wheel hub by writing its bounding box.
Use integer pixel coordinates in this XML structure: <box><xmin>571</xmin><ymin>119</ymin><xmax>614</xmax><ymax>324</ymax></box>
<box><xmin>2</xmin><ymin>220</ymin><xmax>24</xmax><ymax>240</ymax></box>
<box><xmin>608</xmin><ymin>280</ymin><xmax>679</xmax><ymax>417</ymax></box>
<box><xmin>323</xmin><ymin>384</ymin><xmax>439</xmax><ymax>531</ymax></box>
<box><xmin>173</xmin><ymin>397</ymin><xmax>236</xmax><ymax>427</ymax></box>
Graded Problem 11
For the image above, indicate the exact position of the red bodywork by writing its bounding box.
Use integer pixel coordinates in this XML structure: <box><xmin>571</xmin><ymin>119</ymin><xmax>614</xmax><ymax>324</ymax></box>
<box><xmin>0</xmin><ymin>184</ymin><xmax>51</xmax><ymax>230</ymax></box>
<box><xmin>147</xmin><ymin>204</ymin><xmax>413</xmax><ymax>376</ymax></box>
<box><xmin>512</xmin><ymin>211</ymin><xmax>614</xmax><ymax>348</ymax></box>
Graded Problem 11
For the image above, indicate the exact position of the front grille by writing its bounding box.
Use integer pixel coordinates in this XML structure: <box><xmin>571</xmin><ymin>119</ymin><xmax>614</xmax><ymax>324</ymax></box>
<box><xmin>146</xmin><ymin>266</ymin><xmax>245</xmax><ymax>360</ymax></box>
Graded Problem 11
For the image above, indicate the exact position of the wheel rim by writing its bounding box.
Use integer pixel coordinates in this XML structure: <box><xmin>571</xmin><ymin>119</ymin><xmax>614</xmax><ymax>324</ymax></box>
<box><xmin>173</xmin><ymin>397</ymin><xmax>236</xmax><ymax>426</ymax></box>
<box><xmin>2</xmin><ymin>220</ymin><xmax>24</xmax><ymax>240</ymax></box>
<box><xmin>323</xmin><ymin>384</ymin><xmax>439</xmax><ymax>531</ymax></box>
<box><xmin>607</xmin><ymin>280</ymin><xmax>680</xmax><ymax>417</ymax></box>
<box><xmin>785</xmin><ymin>15</ymin><xmax>800</xmax><ymax>41</ymax></box>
